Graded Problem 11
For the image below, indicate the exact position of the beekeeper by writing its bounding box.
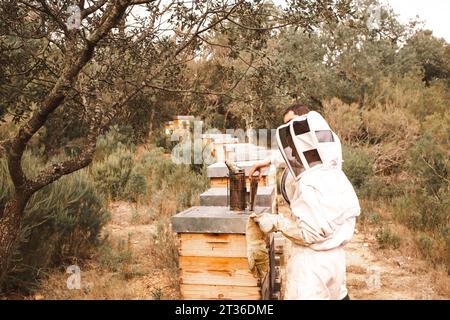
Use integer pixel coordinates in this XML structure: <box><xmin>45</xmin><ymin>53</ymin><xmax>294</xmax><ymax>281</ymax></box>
<box><xmin>249</xmin><ymin>104</ymin><xmax>360</xmax><ymax>300</ymax></box>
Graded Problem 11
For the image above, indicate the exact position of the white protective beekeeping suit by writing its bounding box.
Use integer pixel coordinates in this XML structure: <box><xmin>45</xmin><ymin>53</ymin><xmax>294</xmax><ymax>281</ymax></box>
<box><xmin>256</xmin><ymin>111</ymin><xmax>360</xmax><ymax>300</ymax></box>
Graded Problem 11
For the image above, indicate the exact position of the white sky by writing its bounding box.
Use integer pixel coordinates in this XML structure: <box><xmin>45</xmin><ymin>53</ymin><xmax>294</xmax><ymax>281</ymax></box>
<box><xmin>382</xmin><ymin>0</ymin><xmax>450</xmax><ymax>42</ymax></box>
<box><xmin>132</xmin><ymin>1</ymin><xmax>450</xmax><ymax>43</ymax></box>
<box><xmin>271</xmin><ymin>0</ymin><xmax>450</xmax><ymax>42</ymax></box>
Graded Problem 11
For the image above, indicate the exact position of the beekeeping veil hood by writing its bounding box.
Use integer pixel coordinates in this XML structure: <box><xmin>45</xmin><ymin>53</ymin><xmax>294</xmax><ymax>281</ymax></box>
<box><xmin>276</xmin><ymin>111</ymin><xmax>342</xmax><ymax>181</ymax></box>
<box><xmin>275</xmin><ymin>110</ymin><xmax>359</xmax><ymax>251</ymax></box>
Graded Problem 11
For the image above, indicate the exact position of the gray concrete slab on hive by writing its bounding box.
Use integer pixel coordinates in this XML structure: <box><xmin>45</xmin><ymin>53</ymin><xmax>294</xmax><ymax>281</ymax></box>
<box><xmin>200</xmin><ymin>186</ymin><xmax>275</xmax><ymax>208</ymax></box>
<box><xmin>171</xmin><ymin>206</ymin><xmax>269</xmax><ymax>234</ymax></box>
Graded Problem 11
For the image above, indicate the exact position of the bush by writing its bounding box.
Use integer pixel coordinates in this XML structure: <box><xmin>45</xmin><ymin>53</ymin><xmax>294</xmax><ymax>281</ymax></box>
<box><xmin>362</xmin><ymin>105</ymin><xmax>419</xmax><ymax>144</ymax></box>
<box><xmin>0</xmin><ymin>153</ymin><xmax>108</xmax><ymax>293</ymax></box>
<box><xmin>92</xmin><ymin>146</ymin><xmax>135</xmax><ymax>200</ymax></box>
<box><xmin>322</xmin><ymin>98</ymin><xmax>361</xmax><ymax>142</ymax></box>
<box><xmin>123</xmin><ymin>167</ymin><xmax>148</xmax><ymax>203</ymax></box>
<box><xmin>154</xmin><ymin>131</ymin><xmax>176</xmax><ymax>153</ymax></box>
<box><xmin>138</xmin><ymin>147</ymin><xmax>208</xmax><ymax>212</ymax></box>
<box><xmin>376</xmin><ymin>226</ymin><xmax>401</xmax><ymax>250</ymax></box>
<box><xmin>360</xmin><ymin>176</ymin><xmax>405</xmax><ymax>199</ymax></box>
<box><xmin>417</xmin><ymin>233</ymin><xmax>434</xmax><ymax>260</ymax></box>
<box><xmin>407</xmin><ymin>112</ymin><xmax>449</xmax><ymax>195</ymax></box>
<box><xmin>415</xmin><ymin>231</ymin><xmax>449</xmax><ymax>268</ymax></box>
<box><xmin>95</xmin><ymin>125</ymin><xmax>135</xmax><ymax>161</ymax></box>
<box><xmin>166</xmin><ymin>165</ymin><xmax>209</xmax><ymax>211</ymax></box>
<box><xmin>359</xmin><ymin>106</ymin><xmax>419</xmax><ymax>175</ymax></box>
<box><xmin>342</xmin><ymin>145</ymin><xmax>374</xmax><ymax>190</ymax></box>
<box><xmin>393</xmin><ymin>193</ymin><xmax>449</xmax><ymax>268</ymax></box>
<box><xmin>139</xmin><ymin>147</ymin><xmax>175</xmax><ymax>195</ymax></box>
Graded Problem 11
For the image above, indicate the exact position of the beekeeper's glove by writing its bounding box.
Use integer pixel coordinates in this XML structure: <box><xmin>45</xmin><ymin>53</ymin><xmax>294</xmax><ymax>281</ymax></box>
<box><xmin>246</xmin><ymin>215</ymin><xmax>269</xmax><ymax>279</ymax></box>
<box><xmin>252</xmin><ymin>212</ymin><xmax>280</xmax><ymax>234</ymax></box>
<box><xmin>251</xmin><ymin>212</ymin><xmax>310</xmax><ymax>246</ymax></box>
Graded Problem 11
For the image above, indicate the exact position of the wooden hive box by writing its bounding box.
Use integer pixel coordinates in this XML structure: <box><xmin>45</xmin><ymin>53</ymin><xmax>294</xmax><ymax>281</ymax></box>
<box><xmin>207</xmin><ymin>162</ymin><xmax>276</xmax><ymax>188</ymax></box>
<box><xmin>209</xmin><ymin>176</ymin><xmax>269</xmax><ymax>187</ymax></box>
<box><xmin>172</xmin><ymin>206</ymin><xmax>269</xmax><ymax>300</ymax></box>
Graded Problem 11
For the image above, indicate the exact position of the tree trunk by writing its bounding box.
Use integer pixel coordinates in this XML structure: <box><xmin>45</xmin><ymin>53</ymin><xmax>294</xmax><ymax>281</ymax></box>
<box><xmin>0</xmin><ymin>193</ymin><xmax>29</xmax><ymax>284</ymax></box>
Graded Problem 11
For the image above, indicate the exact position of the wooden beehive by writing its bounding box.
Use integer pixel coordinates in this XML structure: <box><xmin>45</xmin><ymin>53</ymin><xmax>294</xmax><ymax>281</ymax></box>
<box><xmin>209</xmin><ymin>176</ymin><xmax>269</xmax><ymax>187</ymax></box>
<box><xmin>171</xmin><ymin>206</ymin><xmax>269</xmax><ymax>300</ymax></box>
<box><xmin>179</xmin><ymin>233</ymin><xmax>260</xmax><ymax>299</ymax></box>
<box><xmin>207</xmin><ymin>162</ymin><xmax>276</xmax><ymax>188</ymax></box>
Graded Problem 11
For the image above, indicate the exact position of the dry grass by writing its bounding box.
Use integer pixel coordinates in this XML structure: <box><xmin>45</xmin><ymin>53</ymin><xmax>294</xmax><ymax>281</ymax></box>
<box><xmin>31</xmin><ymin>201</ymin><xmax>181</xmax><ymax>300</ymax></box>
<box><xmin>354</xmin><ymin>218</ymin><xmax>450</xmax><ymax>299</ymax></box>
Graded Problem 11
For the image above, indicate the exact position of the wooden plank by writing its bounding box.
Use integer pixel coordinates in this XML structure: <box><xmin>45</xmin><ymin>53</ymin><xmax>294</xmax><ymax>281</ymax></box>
<box><xmin>179</xmin><ymin>233</ymin><xmax>247</xmax><ymax>258</ymax></box>
<box><xmin>209</xmin><ymin>177</ymin><xmax>228</xmax><ymax>187</ymax></box>
<box><xmin>209</xmin><ymin>176</ymin><xmax>268</xmax><ymax>187</ymax></box>
<box><xmin>261</xmin><ymin>272</ymin><xmax>271</xmax><ymax>300</ymax></box>
<box><xmin>180</xmin><ymin>256</ymin><xmax>258</xmax><ymax>287</ymax></box>
<box><xmin>181</xmin><ymin>284</ymin><xmax>261</xmax><ymax>300</ymax></box>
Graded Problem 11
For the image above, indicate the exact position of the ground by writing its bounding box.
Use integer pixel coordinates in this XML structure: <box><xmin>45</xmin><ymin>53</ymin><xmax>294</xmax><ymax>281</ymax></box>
<box><xmin>32</xmin><ymin>201</ymin><xmax>180</xmax><ymax>300</ymax></box>
<box><xmin>30</xmin><ymin>201</ymin><xmax>448</xmax><ymax>300</ymax></box>
<box><xmin>346</xmin><ymin>232</ymin><xmax>448</xmax><ymax>299</ymax></box>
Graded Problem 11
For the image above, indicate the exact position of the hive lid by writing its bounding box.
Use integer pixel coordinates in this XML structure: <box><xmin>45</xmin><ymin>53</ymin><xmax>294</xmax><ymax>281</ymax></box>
<box><xmin>171</xmin><ymin>206</ymin><xmax>269</xmax><ymax>234</ymax></box>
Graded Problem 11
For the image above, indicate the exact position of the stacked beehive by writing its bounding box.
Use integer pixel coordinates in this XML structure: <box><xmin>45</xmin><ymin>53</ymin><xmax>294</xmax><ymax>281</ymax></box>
<box><xmin>172</xmin><ymin>206</ymin><xmax>269</xmax><ymax>299</ymax></box>
<box><xmin>171</xmin><ymin>139</ymin><xmax>279</xmax><ymax>300</ymax></box>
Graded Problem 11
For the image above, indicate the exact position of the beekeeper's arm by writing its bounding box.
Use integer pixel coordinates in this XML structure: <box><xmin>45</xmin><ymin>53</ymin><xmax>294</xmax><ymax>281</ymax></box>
<box><xmin>249</xmin><ymin>150</ymin><xmax>285</xmax><ymax>179</ymax></box>
<box><xmin>251</xmin><ymin>213</ymin><xmax>312</xmax><ymax>247</ymax></box>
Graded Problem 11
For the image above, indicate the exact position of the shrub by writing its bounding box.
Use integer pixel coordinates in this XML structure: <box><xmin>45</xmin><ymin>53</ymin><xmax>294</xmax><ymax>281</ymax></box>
<box><xmin>360</xmin><ymin>176</ymin><xmax>405</xmax><ymax>199</ymax></box>
<box><xmin>91</xmin><ymin>146</ymin><xmax>134</xmax><ymax>200</ymax></box>
<box><xmin>322</xmin><ymin>98</ymin><xmax>361</xmax><ymax>142</ymax></box>
<box><xmin>394</xmin><ymin>112</ymin><xmax>449</xmax><ymax>231</ymax></box>
<box><xmin>138</xmin><ymin>147</ymin><xmax>208</xmax><ymax>212</ymax></box>
<box><xmin>0</xmin><ymin>153</ymin><xmax>108</xmax><ymax>293</ymax></box>
<box><xmin>362</xmin><ymin>105</ymin><xmax>419</xmax><ymax>144</ymax></box>
<box><xmin>394</xmin><ymin>189</ymin><xmax>448</xmax><ymax>230</ymax></box>
<box><xmin>417</xmin><ymin>233</ymin><xmax>434</xmax><ymax>260</ymax></box>
<box><xmin>139</xmin><ymin>147</ymin><xmax>175</xmax><ymax>195</ymax></box>
<box><xmin>166</xmin><ymin>165</ymin><xmax>208</xmax><ymax>211</ymax></box>
<box><xmin>407</xmin><ymin>112</ymin><xmax>449</xmax><ymax>195</ymax></box>
<box><xmin>154</xmin><ymin>131</ymin><xmax>176</xmax><ymax>153</ymax></box>
<box><xmin>393</xmin><ymin>193</ymin><xmax>449</xmax><ymax>268</ymax></box>
<box><xmin>124</xmin><ymin>167</ymin><xmax>148</xmax><ymax>203</ymax></box>
<box><xmin>95</xmin><ymin>125</ymin><xmax>135</xmax><ymax>161</ymax></box>
<box><xmin>376</xmin><ymin>226</ymin><xmax>401</xmax><ymax>250</ymax></box>
<box><xmin>410</xmin><ymin>80</ymin><xmax>449</xmax><ymax>120</ymax></box>
<box><xmin>368</xmin><ymin>212</ymin><xmax>381</xmax><ymax>225</ymax></box>
<box><xmin>342</xmin><ymin>145</ymin><xmax>374</xmax><ymax>190</ymax></box>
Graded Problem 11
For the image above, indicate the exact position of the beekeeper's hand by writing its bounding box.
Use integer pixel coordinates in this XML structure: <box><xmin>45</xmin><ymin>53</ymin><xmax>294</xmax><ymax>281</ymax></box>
<box><xmin>249</xmin><ymin>159</ymin><xmax>271</xmax><ymax>181</ymax></box>
<box><xmin>254</xmin><ymin>213</ymin><xmax>280</xmax><ymax>233</ymax></box>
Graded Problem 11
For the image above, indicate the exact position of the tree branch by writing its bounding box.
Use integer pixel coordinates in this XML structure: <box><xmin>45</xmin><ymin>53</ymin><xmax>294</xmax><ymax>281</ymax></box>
<box><xmin>5</xmin><ymin>0</ymin><xmax>133</xmax><ymax>192</ymax></box>
<box><xmin>29</xmin><ymin>104</ymin><xmax>102</xmax><ymax>192</ymax></box>
<box><xmin>81</xmin><ymin>0</ymin><xmax>108</xmax><ymax>19</ymax></box>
